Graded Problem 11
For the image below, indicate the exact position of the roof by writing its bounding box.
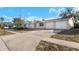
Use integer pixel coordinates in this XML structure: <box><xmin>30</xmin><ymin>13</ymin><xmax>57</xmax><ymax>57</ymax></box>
<box><xmin>44</xmin><ymin>18</ymin><xmax>71</xmax><ymax>23</ymax></box>
<box><xmin>33</xmin><ymin>18</ymin><xmax>72</xmax><ymax>24</ymax></box>
<box><xmin>3</xmin><ymin>22</ymin><xmax>13</xmax><ymax>25</ymax></box>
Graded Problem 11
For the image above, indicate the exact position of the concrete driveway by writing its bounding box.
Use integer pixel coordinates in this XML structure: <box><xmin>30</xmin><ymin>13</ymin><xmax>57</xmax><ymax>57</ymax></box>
<box><xmin>0</xmin><ymin>30</ymin><xmax>54</xmax><ymax>51</ymax></box>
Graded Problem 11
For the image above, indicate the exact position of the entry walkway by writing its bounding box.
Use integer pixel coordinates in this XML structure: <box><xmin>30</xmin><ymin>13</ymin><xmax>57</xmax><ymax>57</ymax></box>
<box><xmin>43</xmin><ymin>38</ymin><xmax>79</xmax><ymax>49</ymax></box>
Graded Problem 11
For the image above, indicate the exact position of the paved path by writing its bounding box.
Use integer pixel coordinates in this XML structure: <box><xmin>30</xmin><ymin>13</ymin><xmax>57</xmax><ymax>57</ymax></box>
<box><xmin>0</xmin><ymin>30</ymin><xmax>79</xmax><ymax>51</ymax></box>
<box><xmin>43</xmin><ymin>38</ymin><xmax>79</xmax><ymax>49</ymax></box>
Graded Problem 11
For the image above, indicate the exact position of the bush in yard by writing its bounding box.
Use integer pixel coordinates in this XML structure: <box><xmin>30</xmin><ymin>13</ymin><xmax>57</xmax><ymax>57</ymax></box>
<box><xmin>0</xmin><ymin>24</ymin><xmax>4</xmax><ymax>29</ymax></box>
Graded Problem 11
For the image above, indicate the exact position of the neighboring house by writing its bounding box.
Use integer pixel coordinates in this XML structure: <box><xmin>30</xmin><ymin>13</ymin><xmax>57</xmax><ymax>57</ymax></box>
<box><xmin>24</xmin><ymin>21</ymin><xmax>32</xmax><ymax>29</ymax></box>
<box><xmin>27</xmin><ymin>17</ymin><xmax>74</xmax><ymax>30</ymax></box>
<box><xmin>4</xmin><ymin>22</ymin><xmax>13</xmax><ymax>29</ymax></box>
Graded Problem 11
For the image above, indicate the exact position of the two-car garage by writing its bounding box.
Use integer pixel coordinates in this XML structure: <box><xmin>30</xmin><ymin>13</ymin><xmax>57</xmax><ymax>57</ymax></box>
<box><xmin>45</xmin><ymin>17</ymin><xmax>74</xmax><ymax>30</ymax></box>
<box><xmin>45</xmin><ymin>22</ymin><xmax>55</xmax><ymax>29</ymax></box>
<box><xmin>55</xmin><ymin>21</ymin><xmax>68</xmax><ymax>29</ymax></box>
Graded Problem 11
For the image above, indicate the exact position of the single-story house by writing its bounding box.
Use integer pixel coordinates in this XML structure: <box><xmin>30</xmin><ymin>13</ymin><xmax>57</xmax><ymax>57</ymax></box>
<box><xmin>0</xmin><ymin>22</ymin><xmax>13</xmax><ymax>29</ymax></box>
<box><xmin>26</xmin><ymin>17</ymin><xmax>74</xmax><ymax>30</ymax></box>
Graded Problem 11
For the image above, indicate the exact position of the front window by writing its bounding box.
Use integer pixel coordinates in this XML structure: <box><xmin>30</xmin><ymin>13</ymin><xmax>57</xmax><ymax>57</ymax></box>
<box><xmin>39</xmin><ymin>23</ymin><xmax>44</xmax><ymax>26</ymax></box>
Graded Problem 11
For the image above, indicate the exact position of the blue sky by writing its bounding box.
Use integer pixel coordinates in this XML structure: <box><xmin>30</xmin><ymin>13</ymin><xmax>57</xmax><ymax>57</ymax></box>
<box><xmin>0</xmin><ymin>7</ymin><xmax>77</xmax><ymax>22</ymax></box>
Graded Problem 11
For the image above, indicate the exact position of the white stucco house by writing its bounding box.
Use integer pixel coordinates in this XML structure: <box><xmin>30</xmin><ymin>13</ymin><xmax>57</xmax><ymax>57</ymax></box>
<box><xmin>25</xmin><ymin>17</ymin><xmax>74</xmax><ymax>30</ymax></box>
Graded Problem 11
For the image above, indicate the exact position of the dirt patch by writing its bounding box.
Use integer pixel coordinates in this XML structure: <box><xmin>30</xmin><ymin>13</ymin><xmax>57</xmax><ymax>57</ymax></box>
<box><xmin>36</xmin><ymin>40</ymin><xmax>79</xmax><ymax>51</ymax></box>
<box><xmin>11</xmin><ymin>29</ymin><xmax>37</xmax><ymax>33</ymax></box>
<box><xmin>12</xmin><ymin>30</ymin><xmax>27</xmax><ymax>33</ymax></box>
<box><xmin>51</xmin><ymin>29</ymin><xmax>79</xmax><ymax>43</ymax></box>
<box><xmin>0</xmin><ymin>30</ymin><xmax>14</xmax><ymax>36</ymax></box>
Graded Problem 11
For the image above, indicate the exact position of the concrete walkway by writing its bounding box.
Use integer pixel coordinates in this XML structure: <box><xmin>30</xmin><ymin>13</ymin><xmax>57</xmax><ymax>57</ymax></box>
<box><xmin>0</xmin><ymin>30</ymin><xmax>79</xmax><ymax>51</ymax></box>
<box><xmin>43</xmin><ymin>38</ymin><xmax>79</xmax><ymax>49</ymax></box>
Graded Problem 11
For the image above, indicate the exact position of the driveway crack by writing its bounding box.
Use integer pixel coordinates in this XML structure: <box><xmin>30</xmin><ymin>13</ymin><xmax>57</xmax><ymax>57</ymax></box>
<box><xmin>0</xmin><ymin>36</ymin><xmax>10</xmax><ymax>51</ymax></box>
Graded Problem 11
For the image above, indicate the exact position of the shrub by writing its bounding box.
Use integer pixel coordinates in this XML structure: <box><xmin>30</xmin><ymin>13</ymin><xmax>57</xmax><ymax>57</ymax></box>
<box><xmin>0</xmin><ymin>24</ymin><xmax>4</xmax><ymax>29</ymax></box>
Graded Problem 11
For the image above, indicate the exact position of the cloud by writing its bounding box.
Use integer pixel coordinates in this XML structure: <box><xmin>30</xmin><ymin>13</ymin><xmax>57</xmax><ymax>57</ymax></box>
<box><xmin>57</xmin><ymin>8</ymin><xmax>66</xmax><ymax>15</ymax></box>
<box><xmin>26</xmin><ymin>16</ymin><xmax>43</xmax><ymax>21</ymax></box>
<box><xmin>49</xmin><ymin>8</ymin><xmax>57</xmax><ymax>14</ymax></box>
<box><xmin>49</xmin><ymin>7</ymin><xmax>66</xmax><ymax>16</ymax></box>
<box><xmin>2</xmin><ymin>15</ymin><xmax>13</xmax><ymax>22</ymax></box>
<box><xmin>73</xmin><ymin>7</ymin><xmax>79</xmax><ymax>12</ymax></box>
<box><xmin>26</xmin><ymin>16</ymin><xmax>60</xmax><ymax>21</ymax></box>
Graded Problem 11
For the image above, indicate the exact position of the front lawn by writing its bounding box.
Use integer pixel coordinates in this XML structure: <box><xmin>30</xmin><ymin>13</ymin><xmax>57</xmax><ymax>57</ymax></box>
<box><xmin>0</xmin><ymin>30</ymin><xmax>14</xmax><ymax>36</ymax></box>
<box><xmin>36</xmin><ymin>40</ymin><xmax>79</xmax><ymax>51</ymax></box>
<box><xmin>51</xmin><ymin>29</ymin><xmax>79</xmax><ymax>43</ymax></box>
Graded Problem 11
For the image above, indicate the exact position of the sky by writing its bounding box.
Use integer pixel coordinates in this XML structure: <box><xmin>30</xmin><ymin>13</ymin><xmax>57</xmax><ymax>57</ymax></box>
<box><xmin>0</xmin><ymin>7</ymin><xmax>78</xmax><ymax>22</ymax></box>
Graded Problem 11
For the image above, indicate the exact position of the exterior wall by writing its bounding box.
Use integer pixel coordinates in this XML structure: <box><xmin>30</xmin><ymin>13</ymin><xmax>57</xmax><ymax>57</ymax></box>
<box><xmin>36</xmin><ymin>23</ymin><xmax>45</xmax><ymax>29</ymax></box>
<box><xmin>29</xmin><ymin>23</ymin><xmax>35</xmax><ymax>29</ymax></box>
<box><xmin>68</xmin><ymin>17</ymin><xmax>74</xmax><ymax>28</ymax></box>
<box><xmin>55</xmin><ymin>21</ymin><xmax>68</xmax><ymax>29</ymax></box>
<box><xmin>36</xmin><ymin>21</ymin><xmax>69</xmax><ymax>30</ymax></box>
<box><xmin>25</xmin><ymin>24</ymin><xmax>29</xmax><ymax>28</ymax></box>
<box><xmin>45</xmin><ymin>22</ymin><xmax>55</xmax><ymax>29</ymax></box>
<box><xmin>36</xmin><ymin>23</ymin><xmax>39</xmax><ymax>28</ymax></box>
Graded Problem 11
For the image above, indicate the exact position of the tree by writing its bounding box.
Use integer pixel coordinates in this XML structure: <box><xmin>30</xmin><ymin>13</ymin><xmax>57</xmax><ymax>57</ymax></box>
<box><xmin>12</xmin><ymin>18</ymin><xmax>24</xmax><ymax>29</ymax></box>
<box><xmin>59</xmin><ymin>8</ymin><xmax>74</xmax><ymax>18</ymax></box>
<box><xmin>73</xmin><ymin>12</ymin><xmax>79</xmax><ymax>28</ymax></box>
<box><xmin>0</xmin><ymin>17</ymin><xmax>5</xmax><ymax>34</ymax></box>
<box><xmin>0</xmin><ymin>17</ymin><xmax>4</xmax><ymax>29</ymax></box>
<box><xmin>0</xmin><ymin>17</ymin><xmax>4</xmax><ymax>22</ymax></box>
<box><xmin>59</xmin><ymin>8</ymin><xmax>79</xmax><ymax>28</ymax></box>
<box><xmin>74</xmin><ymin>12</ymin><xmax>79</xmax><ymax>22</ymax></box>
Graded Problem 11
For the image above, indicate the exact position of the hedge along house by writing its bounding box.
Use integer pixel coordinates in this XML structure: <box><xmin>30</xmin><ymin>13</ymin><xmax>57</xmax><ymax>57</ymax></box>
<box><xmin>33</xmin><ymin>17</ymin><xmax>74</xmax><ymax>30</ymax></box>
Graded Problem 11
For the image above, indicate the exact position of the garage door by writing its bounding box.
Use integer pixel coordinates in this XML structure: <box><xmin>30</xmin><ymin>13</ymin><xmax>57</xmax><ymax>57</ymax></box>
<box><xmin>55</xmin><ymin>21</ymin><xmax>67</xmax><ymax>29</ymax></box>
<box><xmin>46</xmin><ymin>22</ymin><xmax>54</xmax><ymax>29</ymax></box>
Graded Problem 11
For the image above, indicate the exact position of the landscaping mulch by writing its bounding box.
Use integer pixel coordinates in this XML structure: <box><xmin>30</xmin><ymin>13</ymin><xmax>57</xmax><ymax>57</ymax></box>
<box><xmin>36</xmin><ymin>40</ymin><xmax>79</xmax><ymax>51</ymax></box>
<box><xmin>51</xmin><ymin>29</ymin><xmax>79</xmax><ymax>43</ymax></box>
